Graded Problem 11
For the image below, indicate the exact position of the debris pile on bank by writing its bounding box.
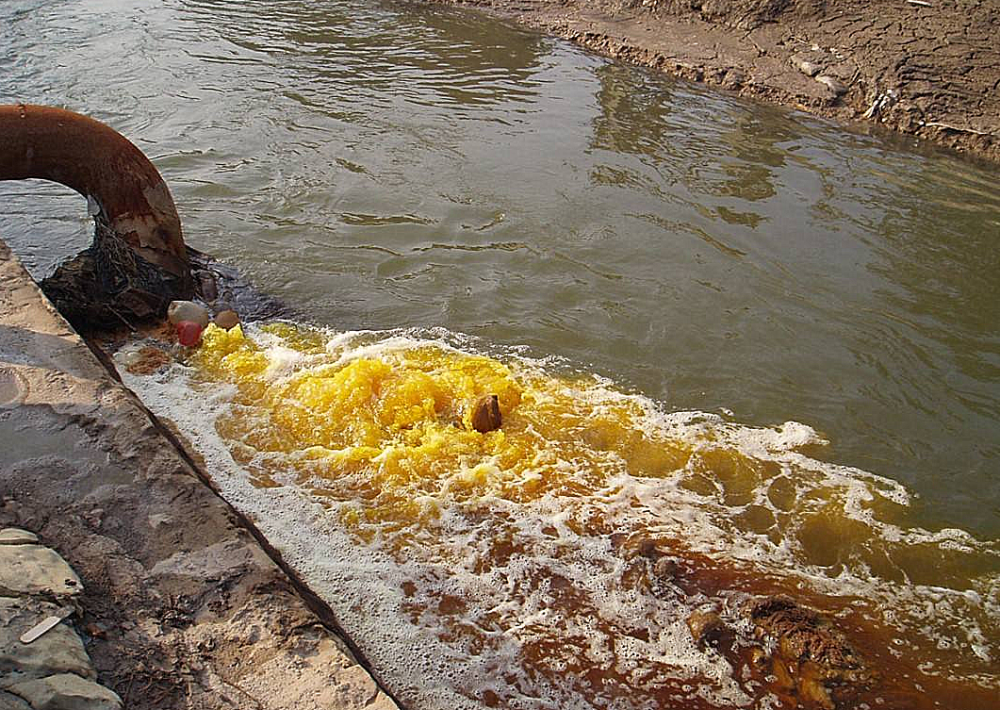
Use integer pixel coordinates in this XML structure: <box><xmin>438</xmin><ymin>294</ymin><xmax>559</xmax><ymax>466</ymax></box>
<box><xmin>0</xmin><ymin>528</ymin><xmax>122</xmax><ymax>710</ymax></box>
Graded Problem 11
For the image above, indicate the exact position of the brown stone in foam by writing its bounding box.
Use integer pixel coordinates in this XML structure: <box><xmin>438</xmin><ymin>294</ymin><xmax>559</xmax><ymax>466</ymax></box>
<box><xmin>214</xmin><ymin>309</ymin><xmax>240</xmax><ymax>330</ymax></box>
<box><xmin>471</xmin><ymin>394</ymin><xmax>502</xmax><ymax>433</ymax></box>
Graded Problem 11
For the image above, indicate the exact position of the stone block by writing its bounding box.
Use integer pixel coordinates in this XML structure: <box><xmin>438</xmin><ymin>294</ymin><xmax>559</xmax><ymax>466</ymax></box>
<box><xmin>0</xmin><ymin>598</ymin><xmax>94</xmax><ymax>689</ymax></box>
<box><xmin>0</xmin><ymin>529</ymin><xmax>38</xmax><ymax>546</ymax></box>
<box><xmin>0</xmin><ymin>690</ymin><xmax>32</xmax><ymax>710</ymax></box>
<box><xmin>0</xmin><ymin>546</ymin><xmax>81</xmax><ymax>598</ymax></box>
<box><xmin>6</xmin><ymin>674</ymin><xmax>121</xmax><ymax>710</ymax></box>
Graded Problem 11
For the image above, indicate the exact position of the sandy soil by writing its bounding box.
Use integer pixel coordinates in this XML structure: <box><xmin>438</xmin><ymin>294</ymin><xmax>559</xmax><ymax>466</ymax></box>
<box><xmin>417</xmin><ymin>0</ymin><xmax>1000</xmax><ymax>163</ymax></box>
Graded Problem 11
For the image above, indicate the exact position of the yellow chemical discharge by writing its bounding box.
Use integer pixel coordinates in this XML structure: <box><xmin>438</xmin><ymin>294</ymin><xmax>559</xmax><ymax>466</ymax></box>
<box><xmin>194</xmin><ymin>322</ymin><xmax>692</xmax><ymax>536</ymax></box>
<box><xmin>189</xmin><ymin>322</ymin><xmax>999</xmax><ymax>581</ymax></box>
<box><xmin>174</xmin><ymin>322</ymin><xmax>999</xmax><ymax>709</ymax></box>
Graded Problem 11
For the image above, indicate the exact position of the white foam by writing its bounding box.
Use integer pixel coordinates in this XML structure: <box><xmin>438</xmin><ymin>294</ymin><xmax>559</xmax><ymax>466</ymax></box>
<box><xmin>115</xmin><ymin>327</ymin><xmax>1000</xmax><ymax>705</ymax></box>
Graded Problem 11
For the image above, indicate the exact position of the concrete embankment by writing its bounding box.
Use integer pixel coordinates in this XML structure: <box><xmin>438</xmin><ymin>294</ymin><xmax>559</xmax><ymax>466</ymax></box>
<box><xmin>0</xmin><ymin>238</ymin><xmax>399</xmax><ymax>710</ymax></box>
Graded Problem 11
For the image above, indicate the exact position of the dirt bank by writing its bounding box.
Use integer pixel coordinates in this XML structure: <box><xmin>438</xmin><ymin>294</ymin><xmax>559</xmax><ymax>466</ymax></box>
<box><xmin>417</xmin><ymin>0</ymin><xmax>999</xmax><ymax>163</ymax></box>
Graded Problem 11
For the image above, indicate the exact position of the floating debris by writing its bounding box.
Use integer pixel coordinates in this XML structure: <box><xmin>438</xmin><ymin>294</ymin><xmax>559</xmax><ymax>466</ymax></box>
<box><xmin>167</xmin><ymin>300</ymin><xmax>209</xmax><ymax>328</ymax></box>
<box><xmin>168</xmin><ymin>300</ymin><xmax>210</xmax><ymax>346</ymax></box>
<box><xmin>19</xmin><ymin>605</ymin><xmax>75</xmax><ymax>645</ymax></box>
<box><xmin>685</xmin><ymin>609</ymin><xmax>727</xmax><ymax>648</ymax></box>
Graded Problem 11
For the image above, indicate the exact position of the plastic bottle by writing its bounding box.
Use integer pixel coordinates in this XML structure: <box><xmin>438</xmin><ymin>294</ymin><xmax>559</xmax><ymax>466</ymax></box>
<box><xmin>167</xmin><ymin>301</ymin><xmax>209</xmax><ymax>329</ymax></box>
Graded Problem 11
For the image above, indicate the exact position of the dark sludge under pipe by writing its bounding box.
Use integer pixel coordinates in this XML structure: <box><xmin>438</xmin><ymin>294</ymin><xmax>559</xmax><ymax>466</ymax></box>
<box><xmin>0</xmin><ymin>103</ymin><xmax>194</xmax><ymax>330</ymax></box>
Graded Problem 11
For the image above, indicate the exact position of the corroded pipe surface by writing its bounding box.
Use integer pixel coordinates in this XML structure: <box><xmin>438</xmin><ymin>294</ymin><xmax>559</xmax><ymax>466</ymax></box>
<box><xmin>0</xmin><ymin>104</ymin><xmax>190</xmax><ymax>283</ymax></box>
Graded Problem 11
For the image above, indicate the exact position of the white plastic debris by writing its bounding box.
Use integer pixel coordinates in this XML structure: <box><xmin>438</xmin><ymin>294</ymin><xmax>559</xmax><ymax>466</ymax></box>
<box><xmin>167</xmin><ymin>300</ymin><xmax>210</xmax><ymax>329</ymax></box>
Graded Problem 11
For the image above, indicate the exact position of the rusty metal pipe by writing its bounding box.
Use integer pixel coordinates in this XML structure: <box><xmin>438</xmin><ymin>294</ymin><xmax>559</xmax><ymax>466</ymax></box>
<box><xmin>0</xmin><ymin>104</ymin><xmax>191</xmax><ymax>286</ymax></box>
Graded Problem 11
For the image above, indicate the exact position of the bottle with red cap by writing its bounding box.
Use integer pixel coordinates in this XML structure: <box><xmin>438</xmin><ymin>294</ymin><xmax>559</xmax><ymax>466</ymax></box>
<box><xmin>167</xmin><ymin>301</ymin><xmax>210</xmax><ymax>347</ymax></box>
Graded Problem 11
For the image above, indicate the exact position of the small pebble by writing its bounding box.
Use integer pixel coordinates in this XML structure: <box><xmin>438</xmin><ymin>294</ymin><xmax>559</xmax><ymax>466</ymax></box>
<box><xmin>815</xmin><ymin>75</ymin><xmax>848</xmax><ymax>96</ymax></box>
<box><xmin>214</xmin><ymin>309</ymin><xmax>240</xmax><ymax>330</ymax></box>
<box><xmin>791</xmin><ymin>55</ymin><xmax>821</xmax><ymax>77</ymax></box>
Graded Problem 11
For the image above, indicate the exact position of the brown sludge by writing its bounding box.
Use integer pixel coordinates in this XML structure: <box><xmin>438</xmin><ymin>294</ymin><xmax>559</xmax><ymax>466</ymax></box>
<box><xmin>745</xmin><ymin>595</ymin><xmax>874</xmax><ymax>710</ymax></box>
<box><xmin>609</xmin><ymin>534</ymin><xmax>887</xmax><ymax>709</ymax></box>
<box><xmin>124</xmin><ymin>345</ymin><xmax>173</xmax><ymax>375</ymax></box>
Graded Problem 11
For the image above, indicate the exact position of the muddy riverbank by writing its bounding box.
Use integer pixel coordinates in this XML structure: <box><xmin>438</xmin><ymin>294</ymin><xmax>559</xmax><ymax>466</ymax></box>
<box><xmin>414</xmin><ymin>0</ymin><xmax>999</xmax><ymax>163</ymax></box>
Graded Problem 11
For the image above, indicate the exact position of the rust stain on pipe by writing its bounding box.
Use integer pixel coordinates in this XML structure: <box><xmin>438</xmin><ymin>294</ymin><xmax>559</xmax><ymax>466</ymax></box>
<box><xmin>0</xmin><ymin>104</ymin><xmax>191</xmax><ymax>287</ymax></box>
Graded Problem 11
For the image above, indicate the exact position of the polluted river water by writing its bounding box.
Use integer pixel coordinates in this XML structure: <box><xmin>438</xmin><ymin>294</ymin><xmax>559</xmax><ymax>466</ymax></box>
<box><xmin>1</xmin><ymin>0</ymin><xmax>999</xmax><ymax>708</ymax></box>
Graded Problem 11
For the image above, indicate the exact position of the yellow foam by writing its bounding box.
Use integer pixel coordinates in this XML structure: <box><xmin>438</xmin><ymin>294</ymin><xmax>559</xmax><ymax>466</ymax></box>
<box><xmin>189</xmin><ymin>322</ymin><xmax>997</xmax><ymax>603</ymax></box>
<box><xmin>155</xmin><ymin>322</ymin><xmax>999</xmax><ymax>698</ymax></box>
<box><xmin>192</xmin><ymin>323</ymin><xmax>692</xmax><ymax>533</ymax></box>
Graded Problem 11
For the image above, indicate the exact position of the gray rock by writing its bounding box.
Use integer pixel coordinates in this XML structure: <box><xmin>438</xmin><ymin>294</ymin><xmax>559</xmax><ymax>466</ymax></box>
<box><xmin>0</xmin><ymin>690</ymin><xmax>32</xmax><ymax>710</ymax></box>
<box><xmin>0</xmin><ymin>546</ymin><xmax>82</xmax><ymax>598</ymax></box>
<box><xmin>0</xmin><ymin>598</ymin><xmax>95</xmax><ymax>690</ymax></box>
<box><xmin>0</xmin><ymin>367</ymin><xmax>27</xmax><ymax>408</ymax></box>
<box><xmin>0</xmin><ymin>529</ymin><xmax>38</xmax><ymax>546</ymax></box>
<box><xmin>790</xmin><ymin>55</ymin><xmax>822</xmax><ymax>77</ymax></box>
<box><xmin>6</xmin><ymin>674</ymin><xmax>121</xmax><ymax>710</ymax></box>
<box><xmin>815</xmin><ymin>74</ymin><xmax>848</xmax><ymax>96</ymax></box>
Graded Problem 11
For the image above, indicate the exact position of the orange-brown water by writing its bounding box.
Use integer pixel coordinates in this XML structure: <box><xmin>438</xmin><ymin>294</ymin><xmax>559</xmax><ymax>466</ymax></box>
<box><xmin>117</xmin><ymin>322</ymin><xmax>999</xmax><ymax>709</ymax></box>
